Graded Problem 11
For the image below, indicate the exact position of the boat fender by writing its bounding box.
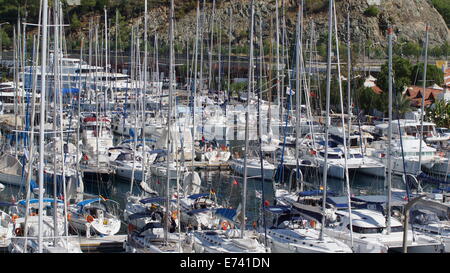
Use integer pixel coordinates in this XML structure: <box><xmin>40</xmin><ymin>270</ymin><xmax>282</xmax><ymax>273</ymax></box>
<box><xmin>15</xmin><ymin>227</ymin><xmax>23</xmax><ymax>236</ymax></box>
<box><xmin>86</xmin><ymin>215</ymin><xmax>94</xmax><ymax>223</ymax></box>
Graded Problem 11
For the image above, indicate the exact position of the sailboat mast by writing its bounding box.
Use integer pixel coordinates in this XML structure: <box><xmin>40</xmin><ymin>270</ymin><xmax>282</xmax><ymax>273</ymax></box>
<box><xmin>418</xmin><ymin>25</ymin><xmax>429</xmax><ymax>180</ymax></box>
<box><xmin>192</xmin><ymin>1</ymin><xmax>200</xmax><ymax>176</ymax></box>
<box><xmin>346</xmin><ymin>11</ymin><xmax>352</xmax><ymax>148</ymax></box>
<box><xmin>295</xmin><ymin>1</ymin><xmax>301</xmax><ymax>192</ymax></box>
<box><xmin>165</xmin><ymin>0</ymin><xmax>175</xmax><ymax>245</ymax></box>
<box><xmin>38</xmin><ymin>0</ymin><xmax>49</xmax><ymax>253</ymax></box>
<box><xmin>386</xmin><ymin>26</ymin><xmax>393</xmax><ymax>234</ymax></box>
<box><xmin>257</xmin><ymin>13</ymin><xmax>267</xmax><ymax>247</ymax></box>
<box><xmin>320</xmin><ymin>0</ymin><xmax>333</xmax><ymax>241</ymax></box>
<box><xmin>241</xmin><ymin>0</ymin><xmax>254</xmax><ymax>238</ymax></box>
<box><xmin>275</xmin><ymin>0</ymin><xmax>281</xmax><ymax>121</ymax></box>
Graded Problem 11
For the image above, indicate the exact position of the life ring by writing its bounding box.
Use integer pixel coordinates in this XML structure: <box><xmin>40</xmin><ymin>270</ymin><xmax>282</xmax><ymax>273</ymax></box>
<box><xmin>11</xmin><ymin>214</ymin><xmax>19</xmax><ymax>223</ymax></box>
<box><xmin>86</xmin><ymin>215</ymin><xmax>94</xmax><ymax>223</ymax></box>
<box><xmin>15</xmin><ymin>227</ymin><xmax>23</xmax><ymax>236</ymax></box>
<box><xmin>221</xmin><ymin>221</ymin><xmax>230</xmax><ymax>231</ymax></box>
<box><xmin>310</xmin><ymin>220</ymin><xmax>316</xmax><ymax>229</ymax></box>
<box><xmin>207</xmin><ymin>147</ymin><xmax>213</xmax><ymax>152</ymax></box>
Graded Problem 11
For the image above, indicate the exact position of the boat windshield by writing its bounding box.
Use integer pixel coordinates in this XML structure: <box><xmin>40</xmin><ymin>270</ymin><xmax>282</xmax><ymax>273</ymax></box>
<box><xmin>348</xmin><ymin>225</ymin><xmax>383</xmax><ymax>234</ymax></box>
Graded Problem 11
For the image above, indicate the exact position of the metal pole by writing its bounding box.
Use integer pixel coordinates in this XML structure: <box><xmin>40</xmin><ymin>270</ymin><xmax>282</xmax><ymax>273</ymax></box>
<box><xmin>320</xmin><ymin>0</ymin><xmax>333</xmax><ymax>241</ymax></box>
<box><xmin>241</xmin><ymin>0</ymin><xmax>254</xmax><ymax>238</ymax></box>
<box><xmin>38</xmin><ymin>0</ymin><xmax>49</xmax><ymax>253</ymax></box>
<box><xmin>386</xmin><ymin>26</ymin><xmax>393</xmax><ymax>234</ymax></box>
<box><xmin>418</xmin><ymin>25</ymin><xmax>429</xmax><ymax>181</ymax></box>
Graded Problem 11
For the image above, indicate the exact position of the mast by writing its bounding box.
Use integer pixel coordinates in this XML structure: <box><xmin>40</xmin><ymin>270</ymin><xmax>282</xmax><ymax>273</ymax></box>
<box><xmin>294</xmin><ymin>1</ymin><xmax>302</xmax><ymax>193</ymax></box>
<box><xmin>418</xmin><ymin>25</ymin><xmax>429</xmax><ymax>181</ymax></box>
<box><xmin>142</xmin><ymin>0</ymin><xmax>148</xmax><ymax>186</ymax></box>
<box><xmin>165</xmin><ymin>0</ymin><xmax>175</xmax><ymax>245</ymax></box>
<box><xmin>257</xmin><ymin>12</ymin><xmax>267</xmax><ymax>248</ymax></box>
<box><xmin>226</xmin><ymin>7</ymin><xmax>232</xmax><ymax>117</ymax></box>
<box><xmin>346</xmin><ymin>11</ymin><xmax>352</xmax><ymax>148</ymax></box>
<box><xmin>241</xmin><ymin>0</ymin><xmax>254</xmax><ymax>238</ymax></box>
<box><xmin>386</xmin><ymin>26</ymin><xmax>393</xmax><ymax>234</ymax></box>
<box><xmin>208</xmin><ymin>0</ymin><xmax>216</xmax><ymax>91</ymax></box>
<box><xmin>275</xmin><ymin>0</ymin><xmax>281</xmax><ymax>122</ymax></box>
<box><xmin>38</xmin><ymin>0</ymin><xmax>49</xmax><ymax>253</ymax></box>
<box><xmin>191</xmin><ymin>1</ymin><xmax>200</xmax><ymax>179</ymax></box>
<box><xmin>332</xmin><ymin>0</ymin><xmax>353</xmax><ymax>248</ymax></box>
<box><xmin>319</xmin><ymin>0</ymin><xmax>333</xmax><ymax>241</ymax></box>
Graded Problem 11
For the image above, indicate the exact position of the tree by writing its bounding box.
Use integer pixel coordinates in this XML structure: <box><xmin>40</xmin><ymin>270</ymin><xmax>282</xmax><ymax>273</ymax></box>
<box><xmin>426</xmin><ymin>99</ymin><xmax>450</xmax><ymax>128</ymax></box>
<box><xmin>431</xmin><ymin>0</ymin><xmax>450</xmax><ymax>27</ymax></box>
<box><xmin>70</xmin><ymin>12</ymin><xmax>81</xmax><ymax>30</ymax></box>
<box><xmin>377</xmin><ymin>56</ymin><xmax>413</xmax><ymax>96</ymax></box>
<box><xmin>394</xmin><ymin>93</ymin><xmax>412</xmax><ymax>119</ymax></box>
<box><xmin>411</xmin><ymin>63</ymin><xmax>444</xmax><ymax>87</ymax></box>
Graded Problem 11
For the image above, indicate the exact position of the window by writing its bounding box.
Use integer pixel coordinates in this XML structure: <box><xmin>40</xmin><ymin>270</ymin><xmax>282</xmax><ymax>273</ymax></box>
<box><xmin>348</xmin><ymin>225</ymin><xmax>383</xmax><ymax>234</ymax></box>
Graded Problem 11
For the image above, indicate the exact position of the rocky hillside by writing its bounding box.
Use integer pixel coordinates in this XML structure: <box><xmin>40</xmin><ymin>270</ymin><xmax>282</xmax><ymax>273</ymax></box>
<box><xmin>109</xmin><ymin>0</ymin><xmax>449</xmax><ymax>49</ymax></box>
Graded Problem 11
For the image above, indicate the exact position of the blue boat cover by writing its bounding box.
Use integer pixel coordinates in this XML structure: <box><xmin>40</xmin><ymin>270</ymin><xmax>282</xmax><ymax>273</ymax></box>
<box><xmin>62</xmin><ymin>88</ymin><xmax>80</xmax><ymax>94</ymax></box>
<box><xmin>128</xmin><ymin>212</ymin><xmax>157</xmax><ymax>221</ymax></box>
<box><xmin>77</xmin><ymin>198</ymin><xmax>102</xmax><ymax>207</ymax></box>
<box><xmin>326</xmin><ymin>196</ymin><xmax>349</xmax><ymax>208</ymax></box>
<box><xmin>264</xmin><ymin>205</ymin><xmax>291</xmax><ymax>214</ymax></box>
<box><xmin>121</xmin><ymin>138</ymin><xmax>157</xmax><ymax>144</ymax></box>
<box><xmin>188</xmin><ymin>193</ymin><xmax>209</xmax><ymax>200</ymax></box>
<box><xmin>18</xmin><ymin>198</ymin><xmax>63</xmax><ymax>206</ymax></box>
<box><xmin>139</xmin><ymin>197</ymin><xmax>175</xmax><ymax>204</ymax></box>
<box><xmin>0</xmin><ymin>202</ymin><xmax>14</xmax><ymax>207</ymax></box>
<box><xmin>214</xmin><ymin>208</ymin><xmax>237</xmax><ymax>221</ymax></box>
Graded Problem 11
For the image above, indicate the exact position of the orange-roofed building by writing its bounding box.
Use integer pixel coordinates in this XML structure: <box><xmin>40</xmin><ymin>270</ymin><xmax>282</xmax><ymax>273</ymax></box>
<box><xmin>404</xmin><ymin>85</ymin><xmax>444</xmax><ymax>107</ymax></box>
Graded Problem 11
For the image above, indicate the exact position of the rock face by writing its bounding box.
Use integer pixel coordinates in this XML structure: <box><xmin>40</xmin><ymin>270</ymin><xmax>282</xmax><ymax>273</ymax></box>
<box><xmin>144</xmin><ymin>0</ymin><xmax>449</xmax><ymax>48</ymax></box>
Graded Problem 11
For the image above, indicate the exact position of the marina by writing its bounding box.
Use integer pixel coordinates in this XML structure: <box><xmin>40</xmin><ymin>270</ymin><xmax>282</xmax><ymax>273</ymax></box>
<box><xmin>0</xmin><ymin>0</ymin><xmax>449</xmax><ymax>255</ymax></box>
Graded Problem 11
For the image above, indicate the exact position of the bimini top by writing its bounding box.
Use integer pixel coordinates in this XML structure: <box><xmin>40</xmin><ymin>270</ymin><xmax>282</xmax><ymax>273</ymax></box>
<box><xmin>121</xmin><ymin>138</ymin><xmax>157</xmax><ymax>145</ymax></box>
<box><xmin>264</xmin><ymin>205</ymin><xmax>291</xmax><ymax>214</ymax></box>
<box><xmin>326</xmin><ymin>196</ymin><xmax>350</xmax><ymax>208</ymax></box>
<box><xmin>214</xmin><ymin>208</ymin><xmax>237</xmax><ymax>221</ymax></box>
<box><xmin>188</xmin><ymin>193</ymin><xmax>210</xmax><ymax>200</ymax></box>
<box><xmin>18</xmin><ymin>199</ymin><xmax>63</xmax><ymax>206</ymax></box>
<box><xmin>298</xmin><ymin>190</ymin><xmax>336</xmax><ymax>197</ymax></box>
<box><xmin>76</xmin><ymin>198</ymin><xmax>103</xmax><ymax>207</ymax></box>
<box><xmin>351</xmin><ymin>195</ymin><xmax>387</xmax><ymax>204</ymax></box>
<box><xmin>139</xmin><ymin>197</ymin><xmax>175</xmax><ymax>205</ymax></box>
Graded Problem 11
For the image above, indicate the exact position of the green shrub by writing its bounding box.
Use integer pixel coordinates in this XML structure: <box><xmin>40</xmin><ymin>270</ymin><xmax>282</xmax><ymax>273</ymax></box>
<box><xmin>364</xmin><ymin>5</ymin><xmax>379</xmax><ymax>17</ymax></box>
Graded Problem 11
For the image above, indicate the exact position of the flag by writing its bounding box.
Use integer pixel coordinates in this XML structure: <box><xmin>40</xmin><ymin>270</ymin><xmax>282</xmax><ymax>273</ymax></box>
<box><xmin>233</xmin><ymin>179</ymin><xmax>238</xmax><ymax>185</ymax></box>
<box><xmin>210</xmin><ymin>189</ymin><xmax>216</xmax><ymax>195</ymax></box>
<box><xmin>264</xmin><ymin>200</ymin><xmax>270</xmax><ymax>207</ymax></box>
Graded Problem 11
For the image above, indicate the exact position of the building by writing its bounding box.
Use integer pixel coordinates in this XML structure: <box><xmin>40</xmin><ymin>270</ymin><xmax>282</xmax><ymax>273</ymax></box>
<box><xmin>403</xmin><ymin>85</ymin><xmax>445</xmax><ymax>107</ymax></box>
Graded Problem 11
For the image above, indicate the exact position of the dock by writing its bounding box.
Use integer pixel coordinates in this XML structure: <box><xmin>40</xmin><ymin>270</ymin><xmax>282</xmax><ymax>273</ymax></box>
<box><xmin>78</xmin><ymin>234</ymin><xmax>127</xmax><ymax>253</ymax></box>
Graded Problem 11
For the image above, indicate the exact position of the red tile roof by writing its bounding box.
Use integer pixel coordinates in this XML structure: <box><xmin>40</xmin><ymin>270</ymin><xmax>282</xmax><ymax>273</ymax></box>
<box><xmin>404</xmin><ymin>86</ymin><xmax>444</xmax><ymax>107</ymax></box>
<box><xmin>371</xmin><ymin>85</ymin><xmax>383</xmax><ymax>94</ymax></box>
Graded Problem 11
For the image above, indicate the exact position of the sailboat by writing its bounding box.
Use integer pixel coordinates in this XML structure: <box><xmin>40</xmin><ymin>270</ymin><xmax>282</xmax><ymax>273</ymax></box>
<box><xmin>67</xmin><ymin>197</ymin><xmax>121</xmax><ymax>236</ymax></box>
<box><xmin>125</xmin><ymin>0</ymin><xmax>188</xmax><ymax>253</ymax></box>
<box><xmin>192</xmin><ymin>0</ymin><xmax>268</xmax><ymax>253</ymax></box>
